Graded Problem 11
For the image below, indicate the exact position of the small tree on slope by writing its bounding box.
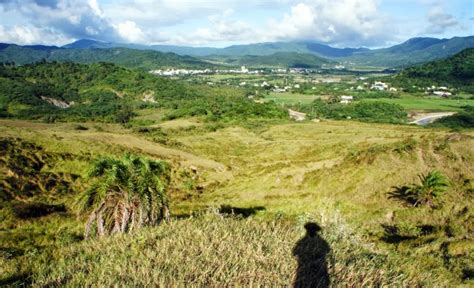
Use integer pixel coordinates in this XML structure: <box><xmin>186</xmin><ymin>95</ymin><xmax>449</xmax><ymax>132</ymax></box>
<box><xmin>77</xmin><ymin>154</ymin><xmax>170</xmax><ymax>238</ymax></box>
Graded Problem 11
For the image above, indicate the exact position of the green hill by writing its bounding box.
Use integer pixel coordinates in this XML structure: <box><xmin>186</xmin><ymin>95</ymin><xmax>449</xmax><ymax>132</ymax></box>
<box><xmin>0</xmin><ymin>44</ymin><xmax>213</xmax><ymax>70</ymax></box>
<box><xmin>0</xmin><ymin>62</ymin><xmax>286</xmax><ymax>122</ymax></box>
<box><xmin>389</xmin><ymin>48</ymin><xmax>474</xmax><ymax>91</ymax></box>
<box><xmin>344</xmin><ymin>37</ymin><xmax>474</xmax><ymax>68</ymax></box>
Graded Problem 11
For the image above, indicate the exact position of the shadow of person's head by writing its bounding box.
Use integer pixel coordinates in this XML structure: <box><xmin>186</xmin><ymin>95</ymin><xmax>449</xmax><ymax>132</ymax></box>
<box><xmin>304</xmin><ymin>222</ymin><xmax>322</xmax><ymax>237</ymax></box>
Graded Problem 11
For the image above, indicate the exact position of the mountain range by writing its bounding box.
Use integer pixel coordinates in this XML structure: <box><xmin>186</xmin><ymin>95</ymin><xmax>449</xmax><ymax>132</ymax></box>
<box><xmin>1</xmin><ymin>36</ymin><xmax>473</xmax><ymax>69</ymax></box>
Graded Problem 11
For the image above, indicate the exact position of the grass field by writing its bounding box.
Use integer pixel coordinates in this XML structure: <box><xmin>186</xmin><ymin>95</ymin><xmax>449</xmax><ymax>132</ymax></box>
<box><xmin>1</xmin><ymin>118</ymin><xmax>473</xmax><ymax>286</ymax></box>
<box><xmin>265</xmin><ymin>91</ymin><xmax>474</xmax><ymax>112</ymax></box>
<box><xmin>362</xmin><ymin>95</ymin><xmax>474</xmax><ymax>111</ymax></box>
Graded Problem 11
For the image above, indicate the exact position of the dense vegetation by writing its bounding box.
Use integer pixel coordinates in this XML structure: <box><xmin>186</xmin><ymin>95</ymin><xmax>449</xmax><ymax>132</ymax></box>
<box><xmin>0</xmin><ymin>62</ymin><xmax>286</xmax><ymax>123</ymax></box>
<box><xmin>0</xmin><ymin>44</ymin><xmax>213</xmax><ymax>70</ymax></box>
<box><xmin>388</xmin><ymin>48</ymin><xmax>474</xmax><ymax>92</ymax></box>
<box><xmin>296</xmin><ymin>100</ymin><xmax>407</xmax><ymax>124</ymax></box>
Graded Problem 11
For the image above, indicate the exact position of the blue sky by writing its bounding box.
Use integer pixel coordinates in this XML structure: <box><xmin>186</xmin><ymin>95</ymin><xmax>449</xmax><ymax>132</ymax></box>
<box><xmin>0</xmin><ymin>0</ymin><xmax>472</xmax><ymax>47</ymax></box>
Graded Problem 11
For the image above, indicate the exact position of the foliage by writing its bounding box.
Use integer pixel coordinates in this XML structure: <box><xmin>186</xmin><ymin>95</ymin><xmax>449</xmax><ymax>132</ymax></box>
<box><xmin>389</xmin><ymin>170</ymin><xmax>449</xmax><ymax>208</ymax></box>
<box><xmin>76</xmin><ymin>154</ymin><xmax>171</xmax><ymax>238</ymax></box>
<box><xmin>0</xmin><ymin>62</ymin><xmax>286</xmax><ymax>123</ymax></box>
<box><xmin>299</xmin><ymin>99</ymin><xmax>407</xmax><ymax>124</ymax></box>
<box><xmin>388</xmin><ymin>48</ymin><xmax>474</xmax><ymax>92</ymax></box>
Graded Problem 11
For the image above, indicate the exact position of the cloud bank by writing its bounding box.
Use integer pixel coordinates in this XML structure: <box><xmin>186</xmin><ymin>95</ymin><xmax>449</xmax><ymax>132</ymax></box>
<box><xmin>0</xmin><ymin>0</ymin><xmax>468</xmax><ymax>47</ymax></box>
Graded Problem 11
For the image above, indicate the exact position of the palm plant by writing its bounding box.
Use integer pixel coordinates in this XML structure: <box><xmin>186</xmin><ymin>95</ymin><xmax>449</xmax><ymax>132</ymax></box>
<box><xmin>390</xmin><ymin>170</ymin><xmax>449</xmax><ymax>208</ymax></box>
<box><xmin>77</xmin><ymin>154</ymin><xmax>170</xmax><ymax>238</ymax></box>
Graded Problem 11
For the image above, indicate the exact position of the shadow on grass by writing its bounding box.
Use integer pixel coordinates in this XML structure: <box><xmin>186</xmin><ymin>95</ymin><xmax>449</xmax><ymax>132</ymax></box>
<box><xmin>0</xmin><ymin>273</ymin><xmax>32</xmax><ymax>286</ymax></box>
<box><xmin>218</xmin><ymin>205</ymin><xmax>266</xmax><ymax>218</ymax></box>
<box><xmin>12</xmin><ymin>202</ymin><xmax>67</xmax><ymax>219</ymax></box>
<box><xmin>388</xmin><ymin>185</ymin><xmax>417</xmax><ymax>206</ymax></box>
<box><xmin>293</xmin><ymin>222</ymin><xmax>330</xmax><ymax>288</ymax></box>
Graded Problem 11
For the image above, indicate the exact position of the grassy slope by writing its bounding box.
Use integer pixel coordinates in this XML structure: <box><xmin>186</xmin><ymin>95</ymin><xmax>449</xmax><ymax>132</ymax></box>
<box><xmin>1</xmin><ymin>119</ymin><xmax>473</xmax><ymax>285</ymax></box>
<box><xmin>361</xmin><ymin>95</ymin><xmax>474</xmax><ymax>111</ymax></box>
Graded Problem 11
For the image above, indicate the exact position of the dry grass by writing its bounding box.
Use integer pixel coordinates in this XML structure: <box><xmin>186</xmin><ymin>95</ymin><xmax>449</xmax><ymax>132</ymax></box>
<box><xmin>1</xmin><ymin>119</ymin><xmax>473</xmax><ymax>286</ymax></box>
<box><xmin>22</xmin><ymin>209</ymin><xmax>432</xmax><ymax>287</ymax></box>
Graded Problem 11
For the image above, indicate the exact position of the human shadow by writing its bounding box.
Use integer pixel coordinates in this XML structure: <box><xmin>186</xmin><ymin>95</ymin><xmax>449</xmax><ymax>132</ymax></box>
<box><xmin>293</xmin><ymin>222</ymin><xmax>330</xmax><ymax>288</ymax></box>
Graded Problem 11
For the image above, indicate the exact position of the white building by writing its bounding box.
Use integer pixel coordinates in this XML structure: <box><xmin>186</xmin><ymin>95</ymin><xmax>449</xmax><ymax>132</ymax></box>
<box><xmin>433</xmin><ymin>91</ymin><xmax>452</xmax><ymax>97</ymax></box>
<box><xmin>340</xmin><ymin>95</ymin><xmax>354</xmax><ymax>104</ymax></box>
<box><xmin>371</xmin><ymin>81</ymin><xmax>388</xmax><ymax>91</ymax></box>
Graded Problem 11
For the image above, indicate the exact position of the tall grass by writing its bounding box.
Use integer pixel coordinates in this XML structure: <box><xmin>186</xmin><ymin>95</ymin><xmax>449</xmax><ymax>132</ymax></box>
<box><xmin>23</xmin><ymin>208</ymin><xmax>435</xmax><ymax>287</ymax></box>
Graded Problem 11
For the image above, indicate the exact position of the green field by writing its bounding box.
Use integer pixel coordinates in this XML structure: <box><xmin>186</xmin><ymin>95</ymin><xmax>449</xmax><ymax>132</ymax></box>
<box><xmin>265</xmin><ymin>92</ymin><xmax>474</xmax><ymax>112</ymax></box>
<box><xmin>362</xmin><ymin>95</ymin><xmax>474</xmax><ymax>111</ymax></box>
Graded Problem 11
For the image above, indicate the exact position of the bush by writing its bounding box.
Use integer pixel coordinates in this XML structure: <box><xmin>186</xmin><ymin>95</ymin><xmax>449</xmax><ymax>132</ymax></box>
<box><xmin>389</xmin><ymin>170</ymin><xmax>449</xmax><ymax>208</ymax></box>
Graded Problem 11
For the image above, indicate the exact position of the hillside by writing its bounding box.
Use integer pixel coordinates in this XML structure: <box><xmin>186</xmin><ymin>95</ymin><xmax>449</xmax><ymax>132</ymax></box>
<box><xmin>208</xmin><ymin>52</ymin><xmax>333</xmax><ymax>68</ymax></box>
<box><xmin>344</xmin><ymin>36</ymin><xmax>474</xmax><ymax>67</ymax></box>
<box><xmin>0</xmin><ymin>62</ymin><xmax>285</xmax><ymax>122</ymax></box>
<box><xmin>1</xmin><ymin>118</ymin><xmax>473</xmax><ymax>286</ymax></box>
<box><xmin>0</xmin><ymin>44</ymin><xmax>213</xmax><ymax>70</ymax></box>
<box><xmin>388</xmin><ymin>48</ymin><xmax>474</xmax><ymax>91</ymax></box>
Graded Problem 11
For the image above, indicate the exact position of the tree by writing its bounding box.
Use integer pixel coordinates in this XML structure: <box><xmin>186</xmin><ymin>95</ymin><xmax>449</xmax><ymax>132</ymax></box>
<box><xmin>389</xmin><ymin>170</ymin><xmax>449</xmax><ymax>208</ymax></box>
<box><xmin>77</xmin><ymin>154</ymin><xmax>171</xmax><ymax>238</ymax></box>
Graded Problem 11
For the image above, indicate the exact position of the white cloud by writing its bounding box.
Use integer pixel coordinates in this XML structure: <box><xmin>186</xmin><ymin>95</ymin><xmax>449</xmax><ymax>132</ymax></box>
<box><xmin>0</xmin><ymin>0</ymin><xmax>121</xmax><ymax>43</ymax></box>
<box><xmin>161</xmin><ymin>0</ymin><xmax>393</xmax><ymax>47</ymax></box>
<box><xmin>0</xmin><ymin>24</ymin><xmax>72</xmax><ymax>45</ymax></box>
<box><xmin>115</xmin><ymin>20</ymin><xmax>147</xmax><ymax>43</ymax></box>
<box><xmin>425</xmin><ymin>5</ymin><xmax>459</xmax><ymax>34</ymax></box>
<box><xmin>0</xmin><ymin>0</ymin><xmax>468</xmax><ymax>47</ymax></box>
<box><xmin>265</xmin><ymin>0</ymin><xmax>392</xmax><ymax>46</ymax></box>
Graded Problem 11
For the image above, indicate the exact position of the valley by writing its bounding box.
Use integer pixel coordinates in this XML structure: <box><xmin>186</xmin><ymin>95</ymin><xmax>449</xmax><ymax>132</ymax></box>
<box><xmin>0</xmin><ymin>35</ymin><xmax>473</xmax><ymax>286</ymax></box>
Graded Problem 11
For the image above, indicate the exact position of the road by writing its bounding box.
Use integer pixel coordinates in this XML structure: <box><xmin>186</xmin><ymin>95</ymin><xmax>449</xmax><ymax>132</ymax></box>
<box><xmin>410</xmin><ymin>112</ymin><xmax>456</xmax><ymax>126</ymax></box>
<box><xmin>288</xmin><ymin>109</ymin><xmax>307</xmax><ymax>121</ymax></box>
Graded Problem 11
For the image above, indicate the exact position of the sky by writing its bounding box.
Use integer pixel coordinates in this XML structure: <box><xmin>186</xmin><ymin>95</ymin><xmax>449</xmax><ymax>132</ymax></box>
<box><xmin>0</xmin><ymin>0</ymin><xmax>472</xmax><ymax>48</ymax></box>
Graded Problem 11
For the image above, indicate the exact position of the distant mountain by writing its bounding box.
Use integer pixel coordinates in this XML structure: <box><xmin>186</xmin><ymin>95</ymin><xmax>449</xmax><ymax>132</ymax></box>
<box><xmin>343</xmin><ymin>36</ymin><xmax>474</xmax><ymax>67</ymax></box>
<box><xmin>0</xmin><ymin>43</ymin><xmax>214</xmax><ymax>70</ymax></box>
<box><xmin>62</xmin><ymin>39</ymin><xmax>116</xmax><ymax>49</ymax></box>
<box><xmin>208</xmin><ymin>52</ymin><xmax>334</xmax><ymax>68</ymax></box>
<box><xmin>64</xmin><ymin>39</ymin><xmax>219</xmax><ymax>57</ymax></box>
<box><xmin>62</xmin><ymin>36</ymin><xmax>474</xmax><ymax>68</ymax></box>
<box><xmin>63</xmin><ymin>39</ymin><xmax>367</xmax><ymax>58</ymax></box>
